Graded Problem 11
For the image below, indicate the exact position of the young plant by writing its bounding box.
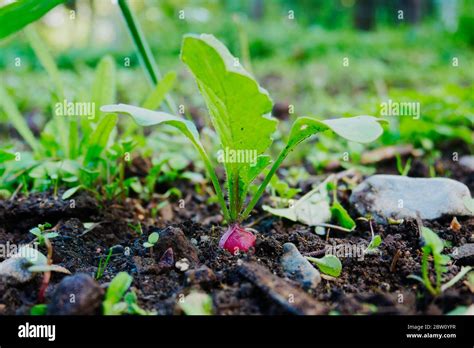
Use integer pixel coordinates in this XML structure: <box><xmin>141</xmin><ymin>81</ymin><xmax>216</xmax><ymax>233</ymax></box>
<box><xmin>29</xmin><ymin>223</ymin><xmax>58</xmax><ymax>247</ymax></box>
<box><xmin>14</xmin><ymin>245</ymin><xmax>70</xmax><ymax>302</ymax></box>
<box><xmin>360</xmin><ymin>217</ymin><xmax>382</xmax><ymax>255</ymax></box>
<box><xmin>328</xmin><ymin>180</ymin><xmax>356</xmax><ymax>230</ymax></box>
<box><xmin>95</xmin><ymin>247</ymin><xmax>117</xmax><ymax>280</ymax></box>
<box><xmin>408</xmin><ymin>227</ymin><xmax>472</xmax><ymax>296</ymax></box>
<box><xmin>395</xmin><ymin>153</ymin><xmax>412</xmax><ymax>176</ymax></box>
<box><xmin>306</xmin><ymin>254</ymin><xmax>342</xmax><ymax>277</ymax></box>
<box><xmin>143</xmin><ymin>232</ymin><xmax>159</xmax><ymax>256</ymax></box>
<box><xmin>103</xmin><ymin>272</ymin><xmax>152</xmax><ymax>315</ymax></box>
<box><xmin>102</xmin><ymin>34</ymin><xmax>385</xmax><ymax>253</ymax></box>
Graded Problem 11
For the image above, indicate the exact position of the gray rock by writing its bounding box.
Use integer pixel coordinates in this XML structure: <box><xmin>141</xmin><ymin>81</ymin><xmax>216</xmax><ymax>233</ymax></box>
<box><xmin>350</xmin><ymin>175</ymin><xmax>473</xmax><ymax>223</ymax></box>
<box><xmin>281</xmin><ymin>243</ymin><xmax>321</xmax><ymax>290</ymax></box>
<box><xmin>452</xmin><ymin>244</ymin><xmax>474</xmax><ymax>265</ymax></box>
<box><xmin>0</xmin><ymin>258</ymin><xmax>35</xmax><ymax>285</ymax></box>
<box><xmin>47</xmin><ymin>273</ymin><xmax>104</xmax><ymax>315</ymax></box>
<box><xmin>459</xmin><ymin>156</ymin><xmax>474</xmax><ymax>171</ymax></box>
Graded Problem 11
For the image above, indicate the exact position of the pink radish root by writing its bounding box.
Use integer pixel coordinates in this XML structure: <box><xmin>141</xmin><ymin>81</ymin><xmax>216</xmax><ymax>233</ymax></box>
<box><xmin>219</xmin><ymin>224</ymin><xmax>256</xmax><ymax>253</ymax></box>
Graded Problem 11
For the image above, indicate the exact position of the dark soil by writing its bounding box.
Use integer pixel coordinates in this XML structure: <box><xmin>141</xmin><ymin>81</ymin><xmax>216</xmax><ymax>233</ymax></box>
<box><xmin>0</xmin><ymin>159</ymin><xmax>473</xmax><ymax>316</ymax></box>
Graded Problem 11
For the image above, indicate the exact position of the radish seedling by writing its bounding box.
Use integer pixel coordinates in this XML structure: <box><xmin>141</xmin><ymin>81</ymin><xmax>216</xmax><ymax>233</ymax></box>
<box><xmin>102</xmin><ymin>34</ymin><xmax>386</xmax><ymax>254</ymax></box>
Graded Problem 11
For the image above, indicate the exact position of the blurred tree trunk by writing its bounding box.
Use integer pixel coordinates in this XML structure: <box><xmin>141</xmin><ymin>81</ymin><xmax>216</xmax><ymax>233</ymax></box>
<box><xmin>354</xmin><ymin>0</ymin><xmax>376</xmax><ymax>31</ymax></box>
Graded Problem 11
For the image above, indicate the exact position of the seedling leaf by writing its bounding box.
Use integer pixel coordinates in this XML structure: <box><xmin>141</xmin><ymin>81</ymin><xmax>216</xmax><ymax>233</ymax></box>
<box><xmin>142</xmin><ymin>71</ymin><xmax>177</xmax><ymax>110</ymax></box>
<box><xmin>307</xmin><ymin>254</ymin><xmax>342</xmax><ymax>277</ymax></box>
<box><xmin>105</xmin><ymin>272</ymin><xmax>133</xmax><ymax>305</ymax></box>
<box><xmin>0</xmin><ymin>0</ymin><xmax>65</xmax><ymax>39</ymax></box>
<box><xmin>181</xmin><ymin>34</ymin><xmax>278</xmax><ymax>219</ymax></box>
<box><xmin>330</xmin><ymin>201</ymin><xmax>356</xmax><ymax>230</ymax></box>
<box><xmin>61</xmin><ymin>185</ymin><xmax>82</xmax><ymax>200</ymax></box>
<box><xmin>101</xmin><ymin>103</ymin><xmax>230</xmax><ymax>221</ymax></box>
<box><xmin>263</xmin><ymin>187</ymin><xmax>331</xmax><ymax>226</ymax></box>
<box><xmin>178</xmin><ymin>291</ymin><xmax>213</xmax><ymax>315</ymax></box>
<box><xmin>148</xmin><ymin>232</ymin><xmax>159</xmax><ymax>244</ymax></box>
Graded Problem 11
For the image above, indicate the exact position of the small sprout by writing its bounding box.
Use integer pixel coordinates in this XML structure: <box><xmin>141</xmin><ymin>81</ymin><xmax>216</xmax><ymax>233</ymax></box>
<box><xmin>395</xmin><ymin>153</ymin><xmax>412</xmax><ymax>176</ymax></box>
<box><xmin>143</xmin><ymin>232</ymin><xmax>159</xmax><ymax>248</ymax></box>
<box><xmin>330</xmin><ymin>201</ymin><xmax>356</xmax><ymax>230</ymax></box>
<box><xmin>408</xmin><ymin>227</ymin><xmax>472</xmax><ymax>296</ymax></box>
<box><xmin>29</xmin><ymin>223</ymin><xmax>58</xmax><ymax>247</ymax></box>
<box><xmin>365</xmin><ymin>235</ymin><xmax>382</xmax><ymax>254</ymax></box>
<box><xmin>96</xmin><ymin>246</ymin><xmax>117</xmax><ymax>280</ymax></box>
<box><xmin>178</xmin><ymin>291</ymin><xmax>213</xmax><ymax>315</ymax></box>
<box><xmin>30</xmin><ymin>304</ymin><xmax>48</xmax><ymax>316</ymax></box>
<box><xmin>329</xmin><ymin>180</ymin><xmax>355</xmax><ymax>230</ymax></box>
<box><xmin>128</xmin><ymin>222</ymin><xmax>143</xmax><ymax>235</ymax></box>
<box><xmin>103</xmin><ymin>272</ymin><xmax>153</xmax><ymax>315</ymax></box>
<box><xmin>306</xmin><ymin>254</ymin><xmax>342</xmax><ymax>277</ymax></box>
<box><xmin>387</xmin><ymin>217</ymin><xmax>404</xmax><ymax>225</ymax></box>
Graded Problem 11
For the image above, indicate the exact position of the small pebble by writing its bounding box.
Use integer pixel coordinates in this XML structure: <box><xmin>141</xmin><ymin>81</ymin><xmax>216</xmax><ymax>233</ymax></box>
<box><xmin>281</xmin><ymin>243</ymin><xmax>321</xmax><ymax>290</ymax></box>
<box><xmin>175</xmin><ymin>258</ymin><xmax>190</xmax><ymax>272</ymax></box>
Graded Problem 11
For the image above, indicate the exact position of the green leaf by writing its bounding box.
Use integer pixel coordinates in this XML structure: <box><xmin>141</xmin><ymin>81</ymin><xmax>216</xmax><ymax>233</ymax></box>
<box><xmin>24</xmin><ymin>25</ymin><xmax>68</xmax><ymax>151</ymax></box>
<box><xmin>330</xmin><ymin>201</ymin><xmax>356</xmax><ymax>230</ymax></box>
<box><xmin>288</xmin><ymin>116</ymin><xmax>386</xmax><ymax>148</ymax></box>
<box><xmin>101</xmin><ymin>103</ymin><xmax>230</xmax><ymax>221</ymax></box>
<box><xmin>0</xmin><ymin>149</ymin><xmax>16</xmax><ymax>162</ymax></box>
<box><xmin>178</xmin><ymin>291</ymin><xmax>213</xmax><ymax>315</ymax></box>
<box><xmin>306</xmin><ymin>255</ymin><xmax>342</xmax><ymax>277</ymax></box>
<box><xmin>366</xmin><ymin>235</ymin><xmax>382</xmax><ymax>252</ymax></box>
<box><xmin>0</xmin><ymin>0</ymin><xmax>65</xmax><ymax>40</ymax></box>
<box><xmin>242</xmin><ymin>116</ymin><xmax>385</xmax><ymax>220</ymax></box>
<box><xmin>30</xmin><ymin>304</ymin><xmax>48</xmax><ymax>316</ymax></box>
<box><xmin>142</xmin><ymin>71</ymin><xmax>176</xmax><ymax>110</ymax></box>
<box><xmin>446</xmin><ymin>306</ymin><xmax>468</xmax><ymax>315</ymax></box>
<box><xmin>105</xmin><ymin>272</ymin><xmax>133</xmax><ymax>305</ymax></box>
<box><xmin>148</xmin><ymin>232</ymin><xmax>159</xmax><ymax>244</ymax></box>
<box><xmin>143</xmin><ymin>242</ymin><xmax>153</xmax><ymax>248</ymax></box>
<box><xmin>91</xmin><ymin>56</ymin><xmax>116</xmax><ymax>121</ymax></box>
<box><xmin>0</xmin><ymin>82</ymin><xmax>39</xmax><ymax>151</ymax></box>
<box><xmin>84</xmin><ymin>114</ymin><xmax>118</xmax><ymax>167</ymax></box>
<box><xmin>263</xmin><ymin>186</ymin><xmax>331</xmax><ymax>226</ymax></box>
<box><xmin>44</xmin><ymin>232</ymin><xmax>59</xmax><ymax>239</ymax></box>
<box><xmin>181</xmin><ymin>34</ymin><xmax>278</xmax><ymax>219</ymax></box>
<box><xmin>61</xmin><ymin>185</ymin><xmax>82</xmax><ymax>200</ymax></box>
<box><xmin>421</xmin><ymin>227</ymin><xmax>444</xmax><ymax>255</ymax></box>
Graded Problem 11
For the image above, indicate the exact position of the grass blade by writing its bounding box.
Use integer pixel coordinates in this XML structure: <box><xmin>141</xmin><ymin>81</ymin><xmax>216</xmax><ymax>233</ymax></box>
<box><xmin>0</xmin><ymin>82</ymin><xmax>39</xmax><ymax>151</ymax></box>
<box><xmin>117</xmin><ymin>0</ymin><xmax>177</xmax><ymax>113</ymax></box>
<box><xmin>142</xmin><ymin>71</ymin><xmax>176</xmax><ymax>110</ymax></box>
<box><xmin>0</xmin><ymin>0</ymin><xmax>65</xmax><ymax>40</ymax></box>
<box><xmin>84</xmin><ymin>114</ymin><xmax>118</xmax><ymax>168</ymax></box>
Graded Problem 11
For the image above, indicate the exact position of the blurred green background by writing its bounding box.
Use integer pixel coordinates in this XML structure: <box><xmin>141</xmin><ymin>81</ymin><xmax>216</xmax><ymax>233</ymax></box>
<box><xmin>0</xmin><ymin>0</ymin><xmax>472</xmax><ymax>196</ymax></box>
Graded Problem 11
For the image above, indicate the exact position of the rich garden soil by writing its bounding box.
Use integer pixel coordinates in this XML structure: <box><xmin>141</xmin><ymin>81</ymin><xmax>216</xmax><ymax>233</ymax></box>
<box><xmin>0</xmin><ymin>156</ymin><xmax>472</xmax><ymax>315</ymax></box>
